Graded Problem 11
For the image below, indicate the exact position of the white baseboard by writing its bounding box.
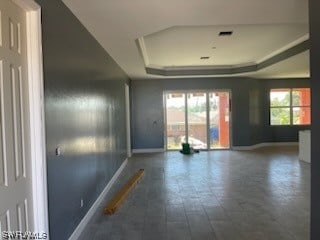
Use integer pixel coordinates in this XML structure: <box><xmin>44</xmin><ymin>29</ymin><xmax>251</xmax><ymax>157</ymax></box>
<box><xmin>232</xmin><ymin>142</ymin><xmax>298</xmax><ymax>150</ymax></box>
<box><xmin>68</xmin><ymin>158</ymin><xmax>128</xmax><ymax>240</ymax></box>
<box><xmin>132</xmin><ymin>148</ymin><xmax>165</xmax><ymax>153</ymax></box>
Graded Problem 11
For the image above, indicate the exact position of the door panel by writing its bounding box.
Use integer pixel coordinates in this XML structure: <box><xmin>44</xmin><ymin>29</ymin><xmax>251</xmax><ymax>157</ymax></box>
<box><xmin>16</xmin><ymin>199</ymin><xmax>28</xmax><ymax>232</ymax></box>
<box><xmin>11</xmin><ymin>65</ymin><xmax>25</xmax><ymax>180</ymax></box>
<box><xmin>209</xmin><ymin>92</ymin><xmax>230</xmax><ymax>149</ymax></box>
<box><xmin>165</xmin><ymin>93</ymin><xmax>186</xmax><ymax>150</ymax></box>
<box><xmin>9</xmin><ymin>17</ymin><xmax>21</xmax><ymax>54</ymax></box>
<box><xmin>0</xmin><ymin>211</ymin><xmax>10</xmax><ymax>233</ymax></box>
<box><xmin>187</xmin><ymin>92</ymin><xmax>207</xmax><ymax>149</ymax></box>
<box><xmin>0</xmin><ymin>0</ymin><xmax>32</xmax><ymax>232</ymax></box>
<box><xmin>0</xmin><ymin>61</ymin><xmax>6</xmax><ymax>187</ymax></box>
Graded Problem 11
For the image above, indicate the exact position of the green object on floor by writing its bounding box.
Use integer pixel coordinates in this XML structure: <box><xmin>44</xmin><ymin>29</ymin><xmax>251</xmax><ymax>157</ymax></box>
<box><xmin>181</xmin><ymin>143</ymin><xmax>191</xmax><ymax>154</ymax></box>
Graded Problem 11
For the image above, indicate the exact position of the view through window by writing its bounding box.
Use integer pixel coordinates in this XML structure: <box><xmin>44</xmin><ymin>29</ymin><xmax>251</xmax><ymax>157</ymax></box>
<box><xmin>165</xmin><ymin>91</ymin><xmax>230</xmax><ymax>150</ymax></box>
<box><xmin>270</xmin><ymin>88</ymin><xmax>311</xmax><ymax>125</ymax></box>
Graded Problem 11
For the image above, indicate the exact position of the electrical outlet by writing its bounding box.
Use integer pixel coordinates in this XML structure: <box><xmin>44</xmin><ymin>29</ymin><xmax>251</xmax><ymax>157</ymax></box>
<box><xmin>55</xmin><ymin>147</ymin><xmax>61</xmax><ymax>156</ymax></box>
<box><xmin>80</xmin><ymin>198</ymin><xmax>84</xmax><ymax>208</ymax></box>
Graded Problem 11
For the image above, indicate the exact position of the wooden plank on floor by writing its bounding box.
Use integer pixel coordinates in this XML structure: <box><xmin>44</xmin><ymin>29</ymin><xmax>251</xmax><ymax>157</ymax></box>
<box><xmin>104</xmin><ymin>169</ymin><xmax>144</xmax><ymax>215</ymax></box>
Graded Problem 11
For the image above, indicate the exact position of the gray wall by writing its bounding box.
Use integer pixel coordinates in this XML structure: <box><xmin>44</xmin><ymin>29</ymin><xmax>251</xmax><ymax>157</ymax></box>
<box><xmin>310</xmin><ymin>0</ymin><xmax>320</xmax><ymax>239</ymax></box>
<box><xmin>131</xmin><ymin>78</ymin><xmax>310</xmax><ymax>149</ymax></box>
<box><xmin>36</xmin><ymin>1</ymin><xmax>129</xmax><ymax>239</ymax></box>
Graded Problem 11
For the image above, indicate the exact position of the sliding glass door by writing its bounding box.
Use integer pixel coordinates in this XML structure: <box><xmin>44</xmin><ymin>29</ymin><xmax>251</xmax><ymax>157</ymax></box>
<box><xmin>165</xmin><ymin>93</ymin><xmax>186</xmax><ymax>150</ymax></box>
<box><xmin>209</xmin><ymin>92</ymin><xmax>230</xmax><ymax>149</ymax></box>
<box><xmin>187</xmin><ymin>92</ymin><xmax>207</xmax><ymax>149</ymax></box>
<box><xmin>165</xmin><ymin>91</ymin><xmax>230</xmax><ymax>150</ymax></box>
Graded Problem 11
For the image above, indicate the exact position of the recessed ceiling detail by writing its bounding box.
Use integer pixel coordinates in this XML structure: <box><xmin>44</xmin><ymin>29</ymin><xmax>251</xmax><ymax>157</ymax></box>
<box><xmin>137</xmin><ymin>24</ymin><xmax>309</xmax><ymax>76</ymax></box>
<box><xmin>62</xmin><ymin>0</ymin><xmax>309</xmax><ymax>79</ymax></box>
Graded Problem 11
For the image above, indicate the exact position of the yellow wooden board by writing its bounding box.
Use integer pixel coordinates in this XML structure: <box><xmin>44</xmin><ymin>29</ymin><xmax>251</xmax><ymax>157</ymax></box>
<box><xmin>104</xmin><ymin>169</ymin><xmax>144</xmax><ymax>215</ymax></box>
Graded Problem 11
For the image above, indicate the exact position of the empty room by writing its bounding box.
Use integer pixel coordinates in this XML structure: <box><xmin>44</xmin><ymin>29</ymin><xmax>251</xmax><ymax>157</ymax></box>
<box><xmin>1</xmin><ymin>0</ymin><xmax>320</xmax><ymax>240</ymax></box>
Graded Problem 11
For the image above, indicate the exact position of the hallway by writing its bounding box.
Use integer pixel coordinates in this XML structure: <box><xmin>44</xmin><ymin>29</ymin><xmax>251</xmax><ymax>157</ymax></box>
<box><xmin>79</xmin><ymin>147</ymin><xmax>310</xmax><ymax>240</ymax></box>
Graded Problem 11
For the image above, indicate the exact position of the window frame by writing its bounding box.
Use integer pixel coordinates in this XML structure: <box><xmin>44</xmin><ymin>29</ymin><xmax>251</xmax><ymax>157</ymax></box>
<box><xmin>269</xmin><ymin>88</ymin><xmax>311</xmax><ymax>126</ymax></box>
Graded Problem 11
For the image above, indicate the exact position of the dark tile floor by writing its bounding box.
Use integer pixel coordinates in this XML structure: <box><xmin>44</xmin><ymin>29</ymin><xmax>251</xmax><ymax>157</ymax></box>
<box><xmin>79</xmin><ymin>146</ymin><xmax>310</xmax><ymax>240</ymax></box>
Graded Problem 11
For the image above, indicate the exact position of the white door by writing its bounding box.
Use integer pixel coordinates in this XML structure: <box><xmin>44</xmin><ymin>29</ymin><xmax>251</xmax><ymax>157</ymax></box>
<box><xmin>0</xmin><ymin>0</ymin><xmax>33</xmax><ymax>234</ymax></box>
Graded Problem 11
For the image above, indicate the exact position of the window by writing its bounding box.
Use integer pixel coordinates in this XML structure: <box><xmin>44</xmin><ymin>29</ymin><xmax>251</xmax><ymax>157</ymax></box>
<box><xmin>270</xmin><ymin>88</ymin><xmax>310</xmax><ymax>125</ymax></box>
<box><xmin>170</xmin><ymin>124</ymin><xmax>183</xmax><ymax>131</ymax></box>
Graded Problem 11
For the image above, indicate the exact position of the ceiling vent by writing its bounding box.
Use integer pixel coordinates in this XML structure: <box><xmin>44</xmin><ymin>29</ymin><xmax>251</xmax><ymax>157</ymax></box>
<box><xmin>200</xmin><ymin>56</ymin><xmax>210</xmax><ymax>60</ymax></box>
<box><xmin>219</xmin><ymin>31</ymin><xmax>233</xmax><ymax>36</ymax></box>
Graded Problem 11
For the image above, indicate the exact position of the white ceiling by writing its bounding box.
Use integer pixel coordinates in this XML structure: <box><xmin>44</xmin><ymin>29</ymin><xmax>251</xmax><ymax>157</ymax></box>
<box><xmin>141</xmin><ymin>24</ymin><xmax>308</xmax><ymax>66</ymax></box>
<box><xmin>62</xmin><ymin>0</ymin><xmax>309</xmax><ymax>80</ymax></box>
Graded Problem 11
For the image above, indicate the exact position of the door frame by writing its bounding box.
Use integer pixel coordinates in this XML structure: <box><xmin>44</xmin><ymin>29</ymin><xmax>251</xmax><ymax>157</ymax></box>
<box><xmin>163</xmin><ymin>90</ymin><xmax>187</xmax><ymax>151</ymax></box>
<box><xmin>12</xmin><ymin>0</ymin><xmax>48</xmax><ymax>235</ymax></box>
<box><xmin>125</xmin><ymin>83</ymin><xmax>132</xmax><ymax>158</ymax></box>
<box><xmin>164</xmin><ymin>90</ymin><xmax>232</xmax><ymax>151</ymax></box>
<box><xmin>208</xmin><ymin>90</ymin><xmax>233</xmax><ymax>150</ymax></box>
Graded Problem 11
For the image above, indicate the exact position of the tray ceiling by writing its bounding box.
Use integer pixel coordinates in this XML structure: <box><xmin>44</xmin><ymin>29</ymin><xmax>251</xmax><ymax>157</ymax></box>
<box><xmin>62</xmin><ymin>0</ymin><xmax>309</xmax><ymax>80</ymax></box>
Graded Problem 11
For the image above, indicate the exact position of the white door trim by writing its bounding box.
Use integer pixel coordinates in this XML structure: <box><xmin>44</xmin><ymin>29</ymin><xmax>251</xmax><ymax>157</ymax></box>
<box><xmin>12</xmin><ymin>0</ymin><xmax>49</xmax><ymax>236</ymax></box>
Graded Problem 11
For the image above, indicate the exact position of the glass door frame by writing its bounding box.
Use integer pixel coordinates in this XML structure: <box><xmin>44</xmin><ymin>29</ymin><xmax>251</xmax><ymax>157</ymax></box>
<box><xmin>163</xmin><ymin>90</ymin><xmax>188</xmax><ymax>150</ymax></box>
<box><xmin>164</xmin><ymin>89</ymin><xmax>232</xmax><ymax>151</ymax></box>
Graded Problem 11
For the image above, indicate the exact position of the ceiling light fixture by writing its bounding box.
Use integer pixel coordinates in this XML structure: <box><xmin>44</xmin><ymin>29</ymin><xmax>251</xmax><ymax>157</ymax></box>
<box><xmin>219</xmin><ymin>31</ymin><xmax>233</xmax><ymax>36</ymax></box>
